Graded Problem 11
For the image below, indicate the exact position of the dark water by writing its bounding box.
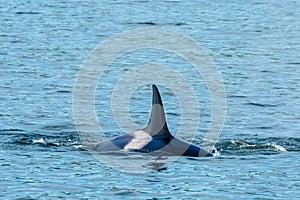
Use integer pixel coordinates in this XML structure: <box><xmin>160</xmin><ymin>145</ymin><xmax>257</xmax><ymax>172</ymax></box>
<box><xmin>1</xmin><ymin>0</ymin><xmax>300</xmax><ymax>199</ymax></box>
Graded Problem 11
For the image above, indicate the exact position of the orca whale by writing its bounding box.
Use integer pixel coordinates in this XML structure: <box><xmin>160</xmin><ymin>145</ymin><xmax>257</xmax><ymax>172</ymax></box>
<box><xmin>92</xmin><ymin>85</ymin><xmax>213</xmax><ymax>157</ymax></box>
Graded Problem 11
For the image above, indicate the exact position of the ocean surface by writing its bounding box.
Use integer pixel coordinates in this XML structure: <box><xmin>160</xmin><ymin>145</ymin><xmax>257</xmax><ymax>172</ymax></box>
<box><xmin>1</xmin><ymin>0</ymin><xmax>300</xmax><ymax>199</ymax></box>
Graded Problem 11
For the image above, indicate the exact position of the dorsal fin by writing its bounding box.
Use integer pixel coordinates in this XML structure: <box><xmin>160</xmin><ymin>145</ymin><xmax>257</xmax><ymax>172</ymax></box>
<box><xmin>144</xmin><ymin>85</ymin><xmax>172</xmax><ymax>138</ymax></box>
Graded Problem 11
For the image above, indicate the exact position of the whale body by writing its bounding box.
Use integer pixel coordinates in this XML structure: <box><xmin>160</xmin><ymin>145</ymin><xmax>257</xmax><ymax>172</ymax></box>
<box><xmin>92</xmin><ymin>85</ymin><xmax>213</xmax><ymax>157</ymax></box>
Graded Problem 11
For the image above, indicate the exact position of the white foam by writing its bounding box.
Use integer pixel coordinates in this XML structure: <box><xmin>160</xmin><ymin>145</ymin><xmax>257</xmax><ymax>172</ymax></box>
<box><xmin>32</xmin><ymin>138</ymin><xmax>46</xmax><ymax>144</ymax></box>
<box><xmin>73</xmin><ymin>145</ymin><xmax>85</xmax><ymax>149</ymax></box>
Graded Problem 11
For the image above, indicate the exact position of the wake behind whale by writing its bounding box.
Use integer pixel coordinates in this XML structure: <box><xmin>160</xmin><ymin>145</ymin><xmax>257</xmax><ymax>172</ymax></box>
<box><xmin>92</xmin><ymin>85</ymin><xmax>213</xmax><ymax>157</ymax></box>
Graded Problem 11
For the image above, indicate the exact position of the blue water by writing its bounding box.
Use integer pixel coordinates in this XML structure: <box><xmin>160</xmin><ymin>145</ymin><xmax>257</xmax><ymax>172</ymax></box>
<box><xmin>1</xmin><ymin>0</ymin><xmax>300</xmax><ymax>199</ymax></box>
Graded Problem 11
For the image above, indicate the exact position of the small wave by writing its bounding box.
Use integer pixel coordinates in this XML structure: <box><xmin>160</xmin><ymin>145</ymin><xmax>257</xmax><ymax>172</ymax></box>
<box><xmin>133</xmin><ymin>22</ymin><xmax>156</xmax><ymax>25</ymax></box>
<box><xmin>0</xmin><ymin>129</ymin><xmax>24</xmax><ymax>132</ymax></box>
<box><xmin>126</xmin><ymin>22</ymin><xmax>187</xmax><ymax>26</ymax></box>
<box><xmin>267</xmin><ymin>143</ymin><xmax>287</xmax><ymax>152</ymax></box>
<box><xmin>15</xmin><ymin>11</ymin><xmax>41</xmax><ymax>15</ymax></box>
<box><xmin>217</xmin><ymin>139</ymin><xmax>292</xmax><ymax>155</ymax></box>
<box><xmin>244</xmin><ymin>102</ymin><xmax>277</xmax><ymax>107</ymax></box>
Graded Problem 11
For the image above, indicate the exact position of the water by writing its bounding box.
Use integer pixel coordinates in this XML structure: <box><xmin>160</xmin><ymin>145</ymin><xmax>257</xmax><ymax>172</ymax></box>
<box><xmin>1</xmin><ymin>0</ymin><xmax>300</xmax><ymax>199</ymax></box>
